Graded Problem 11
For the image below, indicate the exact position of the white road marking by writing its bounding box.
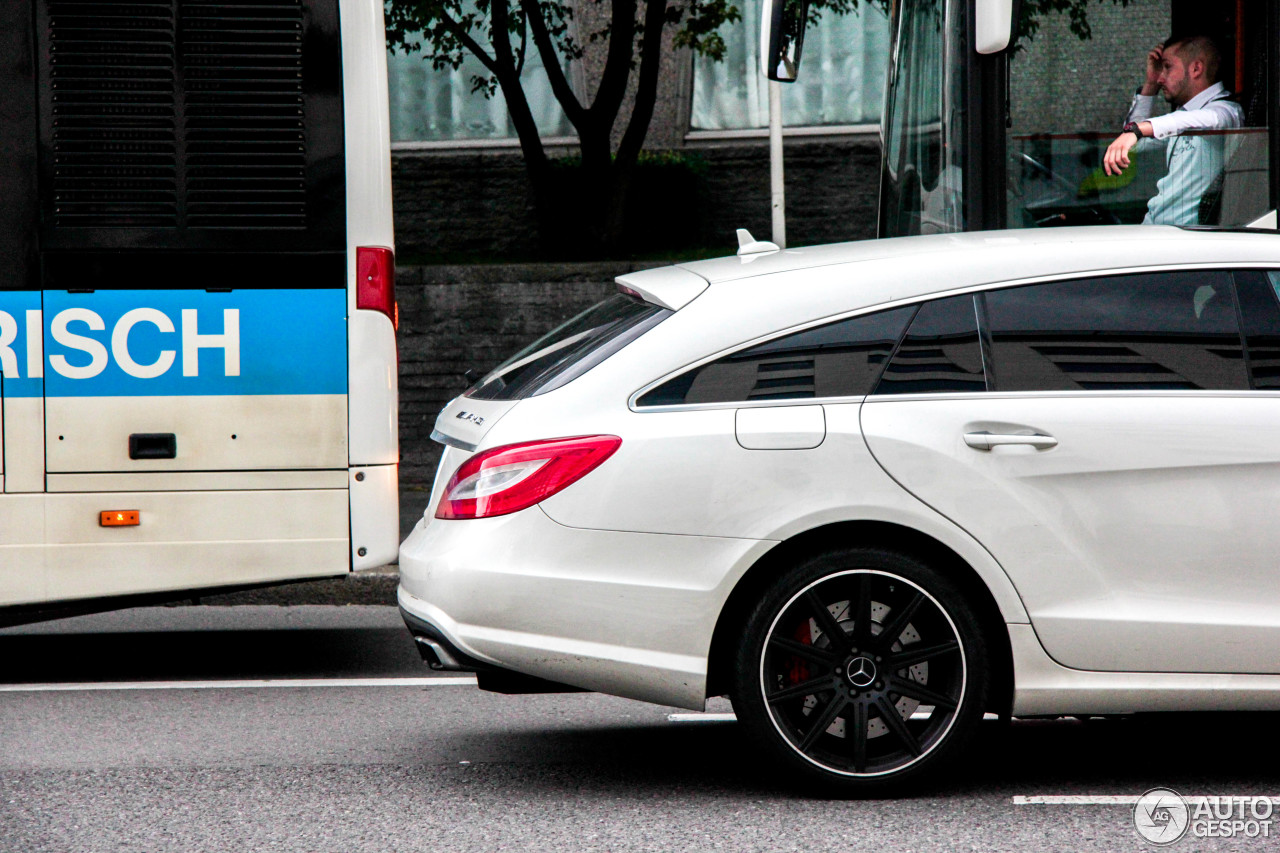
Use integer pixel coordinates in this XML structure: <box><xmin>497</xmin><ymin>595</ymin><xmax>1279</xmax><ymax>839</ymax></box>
<box><xmin>1014</xmin><ymin>795</ymin><xmax>1143</xmax><ymax>805</ymax></box>
<box><xmin>1013</xmin><ymin>795</ymin><xmax>1280</xmax><ymax>805</ymax></box>
<box><xmin>0</xmin><ymin>676</ymin><xmax>478</xmax><ymax>693</ymax></box>
<box><xmin>668</xmin><ymin>712</ymin><xmax>738</xmax><ymax>723</ymax></box>
<box><xmin>665</xmin><ymin>711</ymin><xmax>1002</xmax><ymax>723</ymax></box>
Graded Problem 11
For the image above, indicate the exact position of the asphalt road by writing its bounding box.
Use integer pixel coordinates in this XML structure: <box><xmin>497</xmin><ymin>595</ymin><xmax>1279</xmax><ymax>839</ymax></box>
<box><xmin>2</xmin><ymin>606</ymin><xmax>1277</xmax><ymax>852</ymax></box>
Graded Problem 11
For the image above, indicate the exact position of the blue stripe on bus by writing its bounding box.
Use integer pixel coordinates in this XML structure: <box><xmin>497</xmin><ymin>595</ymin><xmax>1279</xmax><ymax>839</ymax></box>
<box><xmin>0</xmin><ymin>290</ymin><xmax>42</xmax><ymax>399</ymax></box>
<box><xmin>0</xmin><ymin>290</ymin><xmax>347</xmax><ymax>398</ymax></box>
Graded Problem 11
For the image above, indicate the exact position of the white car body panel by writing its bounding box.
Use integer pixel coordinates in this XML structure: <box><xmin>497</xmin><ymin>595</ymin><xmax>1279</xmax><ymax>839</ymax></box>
<box><xmin>398</xmin><ymin>508</ymin><xmax>774</xmax><ymax>709</ymax></box>
<box><xmin>863</xmin><ymin>392</ymin><xmax>1280</xmax><ymax>673</ymax></box>
<box><xmin>1010</xmin><ymin>624</ymin><xmax>1280</xmax><ymax>715</ymax></box>
<box><xmin>401</xmin><ymin>227</ymin><xmax>1280</xmax><ymax>716</ymax></box>
<box><xmin>735</xmin><ymin>405</ymin><xmax>826</xmax><ymax>449</ymax></box>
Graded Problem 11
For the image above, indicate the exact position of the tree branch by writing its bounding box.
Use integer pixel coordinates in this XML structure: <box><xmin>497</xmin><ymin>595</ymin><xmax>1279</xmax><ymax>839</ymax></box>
<box><xmin>490</xmin><ymin>0</ymin><xmax>517</xmax><ymax>72</ymax></box>
<box><xmin>514</xmin><ymin>7</ymin><xmax>529</xmax><ymax>75</ymax></box>
<box><xmin>524</xmin><ymin>2</ymin><xmax>587</xmax><ymax>126</ymax></box>
<box><xmin>489</xmin><ymin>0</ymin><xmax>548</xmax><ymax>171</ymax></box>
<box><xmin>588</xmin><ymin>0</ymin><xmax>639</xmax><ymax>121</ymax></box>
<box><xmin>438</xmin><ymin>14</ymin><xmax>499</xmax><ymax>74</ymax></box>
<box><xmin>615</xmin><ymin>0</ymin><xmax>668</xmax><ymax>164</ymax></box>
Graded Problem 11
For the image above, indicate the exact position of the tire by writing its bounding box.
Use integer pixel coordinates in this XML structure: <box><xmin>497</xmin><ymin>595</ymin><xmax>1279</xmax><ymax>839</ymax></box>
<box><xmin>730</xmin><ymin>547</ymin><xmax>990</xmax><ymax>796</ymax></box>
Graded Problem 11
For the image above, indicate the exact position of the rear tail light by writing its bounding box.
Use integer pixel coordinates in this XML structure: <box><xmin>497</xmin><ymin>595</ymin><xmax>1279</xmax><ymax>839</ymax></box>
<box><xmin>356</xmin><ymin>246</ymin><xmax>396</xmax><ymax>328</ymax></box>
<box><xmin>436</xmin><ymin>435</ymin><xmax>622</xmax><ymax>520</ymax></box>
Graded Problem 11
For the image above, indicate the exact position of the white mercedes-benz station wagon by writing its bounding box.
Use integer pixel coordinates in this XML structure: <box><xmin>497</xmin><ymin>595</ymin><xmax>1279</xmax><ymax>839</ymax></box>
<box><xmin>399</xmin><ymin>226</ymin><xmax>1280</xmax><ymax>793</ymax></box>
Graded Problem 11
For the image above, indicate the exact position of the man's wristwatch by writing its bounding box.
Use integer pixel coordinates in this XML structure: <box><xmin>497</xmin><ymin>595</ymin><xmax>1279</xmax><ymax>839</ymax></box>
<box><xmin>1123</xmin><ymin>121</ymin><xmax>1144</xmax><ymax>142</ymax></box>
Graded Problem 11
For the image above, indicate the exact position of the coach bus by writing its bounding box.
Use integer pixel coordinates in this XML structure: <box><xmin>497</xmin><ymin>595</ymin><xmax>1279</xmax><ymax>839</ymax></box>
<box><xmin>763</xmin><ymin>0</ymin><xmax>1279</xmax><ymax>238</ymax></box>
<box><xmin>0</xmin><ymin>0</ymin><xmax>398</xmax><ymax>624</ymax></box>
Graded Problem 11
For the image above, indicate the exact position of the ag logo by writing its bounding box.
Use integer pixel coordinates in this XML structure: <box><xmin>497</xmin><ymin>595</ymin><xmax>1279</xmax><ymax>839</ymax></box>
<box><xmin>1134</xmin><ymin>788</ymin><xmax>1190</xmax><ymax>845</ymax></box>
<box><xmin>456</xmin><ymin>411</ymin><xmax>485</xmax><ymax>427</ymax></box>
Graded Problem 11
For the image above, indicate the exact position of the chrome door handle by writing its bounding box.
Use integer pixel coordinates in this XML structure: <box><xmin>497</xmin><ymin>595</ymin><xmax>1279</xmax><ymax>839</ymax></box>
<box><xmin>964</xmin><ymin>431</ymin><xmax>1058</xmax><ymax>451</ymax></box>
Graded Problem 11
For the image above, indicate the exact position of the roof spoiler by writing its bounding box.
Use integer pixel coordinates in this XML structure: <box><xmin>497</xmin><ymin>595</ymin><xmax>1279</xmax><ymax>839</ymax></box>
<box><xmin>616</xmin><ymin>266</ymin><xmax>709</xmax><ymax>311</ymax></box>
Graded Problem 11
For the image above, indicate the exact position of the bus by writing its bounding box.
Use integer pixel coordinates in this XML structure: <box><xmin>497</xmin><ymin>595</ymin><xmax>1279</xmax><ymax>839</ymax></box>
<box><xmin>0</xmin><ymin>0</ymin><xmax>398</xmax><ymax>624</ymax></box>
<box><xmin>764</xmin><ymin>0</ymin><xmax>1279</xmax><ymax>239</ymax></box>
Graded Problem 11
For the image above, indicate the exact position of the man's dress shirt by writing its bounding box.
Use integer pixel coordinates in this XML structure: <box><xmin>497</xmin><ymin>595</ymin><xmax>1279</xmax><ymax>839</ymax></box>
<box><xmin>1125</xmin><ymin>82</ymin><xmax>1245</xmax><ymax>225</ymax></box>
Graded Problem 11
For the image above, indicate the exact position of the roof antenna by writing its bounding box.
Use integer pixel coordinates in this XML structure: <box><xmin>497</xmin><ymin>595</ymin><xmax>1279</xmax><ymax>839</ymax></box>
<box><xmin>736</xmin><ymin>229</ymin><xmax>781</xmax><ymax>257</ymax></box>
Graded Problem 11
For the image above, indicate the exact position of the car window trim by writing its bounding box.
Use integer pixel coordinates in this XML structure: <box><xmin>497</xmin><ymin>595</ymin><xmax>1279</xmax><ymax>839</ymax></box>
<box><xmin>631</xmin><ymin>263</ymin><xmax>1280</xmax><ymax>413</ymax></box>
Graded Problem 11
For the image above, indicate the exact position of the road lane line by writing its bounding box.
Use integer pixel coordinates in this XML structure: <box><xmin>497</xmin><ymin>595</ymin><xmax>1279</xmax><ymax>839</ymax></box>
<box><xmin>666</xmin><ymin>711</ymin><xmax>1003</xmax><ymax>723</ymax></box>
<box><xmin>1014</xmin><ymin>795</ymin><xmax>1280</xmax><ymax>805</ymax></box>
<box><xmin>0</xmin><ymin>676</ymin><xmax>478</xmax><ymax>693</ymax></box>
<box><xmin>667</xmin><ymin>712</ymin><xmax>738</xmax><ymax>723</ymax></box>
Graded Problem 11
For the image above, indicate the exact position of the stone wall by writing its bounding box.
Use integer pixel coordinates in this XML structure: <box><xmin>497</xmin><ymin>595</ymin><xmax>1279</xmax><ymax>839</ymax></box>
<box><xmin>396</xmin><ymin>262</ymin><xmax>658</xmax><ymax>485</ymax></box>
<box><xmin>392</xmin><ymin>136</ymin><xmax>882</xmax><ymax>260</ymax></box>
<box><xmin>1010</xmin><ymin>0</ymin><xmax>1173</xmax><ymax>137</ymax></box>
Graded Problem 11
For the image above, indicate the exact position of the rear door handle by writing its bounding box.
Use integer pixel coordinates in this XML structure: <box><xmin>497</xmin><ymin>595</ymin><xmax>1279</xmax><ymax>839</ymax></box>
<box><xmin>964</xmin><ymin>431</ymin><xmax>1058</xmax><ymax>451</ymax></box>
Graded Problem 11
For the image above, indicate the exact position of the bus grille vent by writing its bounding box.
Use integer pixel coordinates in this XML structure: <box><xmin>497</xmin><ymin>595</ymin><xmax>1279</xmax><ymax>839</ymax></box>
<box><xmin>46</xmin><ymin>0</ymin><xmax>307</xmax><ymax>231</ymax></box>
<box><xmin>47</xmin><ymin>1</ymin><xmax>180</xmax><ymax>228</ymax></box>
<box><xmin>181</xmin><ymin>0</ymin><xmax>306</xmax><ymax>230</ymax></box>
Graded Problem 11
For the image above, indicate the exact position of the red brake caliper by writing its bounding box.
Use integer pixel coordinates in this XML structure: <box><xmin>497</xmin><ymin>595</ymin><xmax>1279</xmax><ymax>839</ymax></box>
<box><xmin>786</xmin><ymin>622</ymin><xmax>812</xmax><ymax>685</ymax></box>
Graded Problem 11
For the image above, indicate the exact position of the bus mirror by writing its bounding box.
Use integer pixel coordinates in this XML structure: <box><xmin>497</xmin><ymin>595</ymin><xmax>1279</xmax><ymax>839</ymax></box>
<box><xmin>975</xmin><ymin>0</ymin><xmax>1015</xmax><ymax>54</ymax></box>
<box><xmin>760</xmin><ymin>0</ymin><xmax>809</xmax><ymax>82</ymax></box>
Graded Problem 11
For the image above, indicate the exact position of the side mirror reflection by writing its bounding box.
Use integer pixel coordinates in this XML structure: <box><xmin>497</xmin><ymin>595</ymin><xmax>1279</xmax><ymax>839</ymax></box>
<box><xmin>760</xmin><ymin>0</ymin><xmax>810</xmax><ymax>82</ymax></box>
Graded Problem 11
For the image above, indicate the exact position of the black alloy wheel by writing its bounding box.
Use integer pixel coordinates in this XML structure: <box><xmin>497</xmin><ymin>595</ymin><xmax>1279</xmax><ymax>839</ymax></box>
<box><xmin>731</xmin><ymin>548</ymin><xmax>989</xmax><ymax>795</ymax></box>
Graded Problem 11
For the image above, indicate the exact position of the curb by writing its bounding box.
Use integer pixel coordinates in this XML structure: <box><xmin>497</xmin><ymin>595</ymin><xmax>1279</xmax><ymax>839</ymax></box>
<box><xmin>179</xmin><ymin>567</ymin><xmax>401</xmax><ymax>607</ymax></box>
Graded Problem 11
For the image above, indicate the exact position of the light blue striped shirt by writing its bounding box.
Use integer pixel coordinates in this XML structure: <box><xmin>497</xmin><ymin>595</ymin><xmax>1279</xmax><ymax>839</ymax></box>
<box><xmin>1125</xmin><ymin>83</ymin><xmax>1244</xmax><ymax>226</ymax></box>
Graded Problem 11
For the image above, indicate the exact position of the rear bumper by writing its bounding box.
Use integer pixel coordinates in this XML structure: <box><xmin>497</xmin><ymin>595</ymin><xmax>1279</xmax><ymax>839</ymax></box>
<box><xmin>400</xmin><ymin>605</ymin><xmax>493</xmax><ymax>672</ymax></box>
<box><xmin>396</xmin><ymin>507</ymin><xmax>774</xmax><ymax>710</ymax></box>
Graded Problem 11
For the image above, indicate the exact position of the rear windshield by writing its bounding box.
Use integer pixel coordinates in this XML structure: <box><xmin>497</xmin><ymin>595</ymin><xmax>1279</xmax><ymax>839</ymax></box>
<box><xmin>468</xmin><ymin>294</ymin><xmax>671</xmax><ymax>400</ymax></box>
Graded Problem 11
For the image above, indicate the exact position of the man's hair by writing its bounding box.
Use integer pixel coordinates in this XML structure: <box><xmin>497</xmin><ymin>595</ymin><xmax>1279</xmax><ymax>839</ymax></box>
<box><xmin>1166</xmin><ymin>35</ymin><xmax>1222</xmax><ymax>84</ymax></box>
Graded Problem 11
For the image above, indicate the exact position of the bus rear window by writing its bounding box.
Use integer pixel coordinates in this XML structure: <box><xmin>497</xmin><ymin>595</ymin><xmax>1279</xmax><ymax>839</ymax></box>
<box><xmin>468</xmin><ymin>295</ymin><xmax>671</xmax><ymax>401</ymax></box>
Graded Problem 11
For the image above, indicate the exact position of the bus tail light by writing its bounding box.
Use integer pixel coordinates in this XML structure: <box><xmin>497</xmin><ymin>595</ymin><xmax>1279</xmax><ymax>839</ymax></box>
<box><xmin>435</xmin><ymin>436</ymin><xmax>622</xmax><ymax>520</ymax></box>
<box><xmin>356</xmin><ymin>246</ymin><xmax>396</xmax><ymax>328</ymax></box>
<box><xmin>100</xmin><ymin>510</ymin><xmax>140</xmax><ymax>527</ymax></box>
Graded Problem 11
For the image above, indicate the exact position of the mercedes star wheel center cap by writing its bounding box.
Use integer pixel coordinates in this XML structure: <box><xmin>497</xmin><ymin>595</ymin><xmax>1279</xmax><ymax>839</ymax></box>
<box><xmin>846</xmin><ymin>656</ymin><xmax>877</xmax><ymax>689</ymax></box>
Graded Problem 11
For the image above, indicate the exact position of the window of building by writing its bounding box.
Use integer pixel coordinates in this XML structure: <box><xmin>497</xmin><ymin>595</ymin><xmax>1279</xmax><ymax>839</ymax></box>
<box><xmin>386</xmin><ymin>24</ymin><xmax>572</xmax><ymax>143</ymax></box>
<box><xmin>690</xmin><ymin>0</ymin><xmax>890</xmax><ymax>131</ymax></box>
<box><xmin>636</xmin><ymin>306</ymin><xmax>914</xmax><ymax>406</ymax></box>
<box><xmin>983</xmin><ymin>272</ymin><xmax>1247</xmax><ymax>392</ymax></box>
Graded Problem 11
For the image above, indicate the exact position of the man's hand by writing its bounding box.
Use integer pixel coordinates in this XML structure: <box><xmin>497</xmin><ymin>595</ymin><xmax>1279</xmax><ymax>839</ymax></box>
<box><xmin>1141</xmin><ymin>44</ymin><xmax>1164</xmax><ymax>96</ymax></box>
<box><xmin>1103</xmin><ymin>132</ymin><xmax>1139</xmax><ymax>176</ymax></box>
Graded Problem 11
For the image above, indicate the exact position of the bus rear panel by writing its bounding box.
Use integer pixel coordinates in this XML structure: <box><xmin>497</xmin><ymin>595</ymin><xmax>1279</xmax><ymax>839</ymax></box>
<box><xmin>0</xmin><ymin>0</ymin><xmax>397</xmax><ymax>615</ymax></box>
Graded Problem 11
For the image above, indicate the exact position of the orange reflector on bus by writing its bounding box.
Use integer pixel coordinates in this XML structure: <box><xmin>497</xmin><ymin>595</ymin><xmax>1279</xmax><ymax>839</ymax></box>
<box><xmin>100</xmin><ymin>511</ymin><xmax>140</xmax><ymax>527</ymax></box>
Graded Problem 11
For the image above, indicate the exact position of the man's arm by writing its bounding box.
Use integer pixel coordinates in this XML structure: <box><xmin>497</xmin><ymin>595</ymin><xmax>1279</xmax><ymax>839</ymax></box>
<box><xmin>1125</xmin><ymin>44</ymin><xmax>1164</xmax><ymax>124</ymax></box>
<box><xmin>1146</xmin><ymin>100</ymin><xmax>1245</xmax><ymax>139</ymax></box>
<box><xmin>1104</xmin><ymin>122</ymin><xmax>1155</xmax><ymax>176</ymax></box>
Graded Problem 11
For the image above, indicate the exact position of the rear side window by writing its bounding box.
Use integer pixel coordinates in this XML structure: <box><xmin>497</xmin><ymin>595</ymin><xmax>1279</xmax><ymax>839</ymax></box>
<box><xmin>983</xmin><ymin>272</ymin><xmax>1247</xmax><ymax>392</ymax></box>
<box><xmin>1234</xmin><ymin>270</ymin><xmax>1280</xmax><ymax>390</ymax></box>
<box><xmin>873</xmin><ymin>295</ymin><xmax>986</xmax><ymax>395</ymax></box>
<box><xmin>469</xmin><ymin>294</ymin><xmax>670</xmax><ymax>401</ymax></box>
<box><xmin>635</xmin><ymin>306</ymin><xmax>914</xmax><ymax>407</ymax></box>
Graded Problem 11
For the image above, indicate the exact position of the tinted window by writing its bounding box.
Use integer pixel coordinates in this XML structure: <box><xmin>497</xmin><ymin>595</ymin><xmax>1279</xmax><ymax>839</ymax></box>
<box><xmin>984</xmin><ymin>272</ymin><xmax>1247</xmax><ymax>392</ymax></box>
<box><xmin>470</xmin><ymin>294</ymin><xmax>670</xmax><ymax>401</ymax></box>
<box><xmin>873</xmin><ymin>295</ymin><xmax>985</xmax><ymax>394</ymax></box>
<box><xmin>636</xmin><ymin>306</ymin><xmax>914</xmax><ymax>407</ymax></box>
<box><xmin>1235</xmin><ymin>270</ymin><xmax>1280</xmax><ymax>390</ymax></box>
